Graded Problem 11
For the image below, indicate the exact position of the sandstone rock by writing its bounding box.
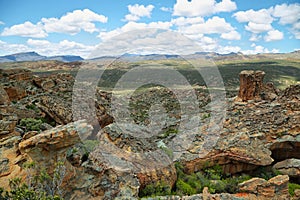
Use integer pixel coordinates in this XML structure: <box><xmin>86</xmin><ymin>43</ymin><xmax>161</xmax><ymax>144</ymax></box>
<box><xmin>4</xmin><ymin>86</ymin><xmax>27</xmax><ymax>101</ymax></box>
<box><xmin>273</xmin><ymin>158</ymin><xmax>300</xmax><ymax>178</ymax></box>
<box><xmin>238</xmin><ymin>70</ymin><xmax>265</xmax><ymax>101</ymax></box>
<box><xmin>0</xmin><ymin>136</ymin><xmax>23</xmax><ymax>189</ymax></box>
<box><xmin>19</xmin><ymin>120</ymin><xmax>92</xmax><ymax>154</ymax></box>
<box><xmin>36</xmin><ymin>95</ymin><xmax>72</xmax><ymax>125</ymax></box>
<box><xmin>239</xmin><ymin>175</ymin><xmax>290</xmax><ymax>199</ymax></box>
<box><xmin>0</xmin><ymin>68</ymin><xmax>32</xmax><ymax>81</ymax></box>
<box><xmin>238</xmin><ymin>177</ymin><xmax>267</xmax><ymax>194</ymax></box>
<box><xmin>96</xmin><ymin>123</ymin><xmax>177</xmax><ymax>190</ymax></box>
<box><xmin>0</xmin><ymin>87</ymin><xmax>10</xmax><ymax>105</ymax></box>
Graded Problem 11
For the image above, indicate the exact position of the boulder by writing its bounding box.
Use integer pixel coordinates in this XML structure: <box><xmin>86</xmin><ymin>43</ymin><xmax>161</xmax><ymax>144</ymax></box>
<box><xmin>273</xmin><ymin>158</ymin><xmax>300</xmax><ymax>178</ymax></box>
<box><xmin>239</xmin><ymin>175</ymin><xmax>290</xmax><ymax>199</ymax></box>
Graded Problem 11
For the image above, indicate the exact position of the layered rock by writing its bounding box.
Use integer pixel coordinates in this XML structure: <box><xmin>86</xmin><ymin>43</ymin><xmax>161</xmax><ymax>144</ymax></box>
<box><xmin>238</xmin><ymin>70</ymin><xmax>265</xmax><ymax>101</ymax></box>
<box><xmin>273</xmin><ymin>159</ymin><xmax>300</xmax><ymax>181</ymax></box>
<box><xmin>239</xmin><ymin>175</ymin><xmax>290</xmax><ymax>199</ymax></box>
<box><xmin>237</xmin><ymin>70</ymin><xmax>279</xmax><ymax>102</ymax></box>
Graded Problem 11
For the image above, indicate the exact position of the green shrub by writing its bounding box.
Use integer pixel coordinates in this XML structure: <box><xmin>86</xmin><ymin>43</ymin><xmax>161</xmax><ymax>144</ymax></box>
<box><xmin>176</xmin><ymin>179</ymin><xmax>196</xmax><ymax>195</ymax></box>
<box><xmin>0</xmin><ymin>161</ymin><xmax>65</xmax><ymax>199</ymax></box>
<box><xmin>289</xmin><ymin>183</ymin><xmax>300</xmax><ymax>196</ymax></box>
<box><xmin>139</xmin><ymin>181</ymin><xmax>171</xmax><ymax>197</ymax></box>
<box><xmin>19</xmin><ymin>118</ymin><xmax>43</xmax><ymax>132</ymax></box>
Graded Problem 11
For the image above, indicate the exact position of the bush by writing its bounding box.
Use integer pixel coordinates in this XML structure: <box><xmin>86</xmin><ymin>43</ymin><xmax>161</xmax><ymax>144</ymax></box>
<box><xmin>0</xmin><ymin>161</ymin><xmax>65</xmax><ymax>200</ymax></box>
<box><xmin>139</xmin><ymin>181</ymin><xmax>171</xmax><ymax>197</ymax></box>
<box><xmin>289</xmin><ymin>183</ymin><xmax>300</xmax><ymax>196</ymax></box>
<box><xmin>176</xmin><ymin>179</ymin><xmax>196</xmax><ymax>195</ymax></box>
<box><xmin>19</xmin><ymin>118</ymin><xmax>43</xmax><ymax>132</ymax></box>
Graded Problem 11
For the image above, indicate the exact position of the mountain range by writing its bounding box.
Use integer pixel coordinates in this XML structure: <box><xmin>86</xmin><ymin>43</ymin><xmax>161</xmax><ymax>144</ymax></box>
<box><xmin>0</xmin><ymin>52</ymin><xmax>84</xmax><ymax>63</ymax></box>
<box><xmin>0</xmin><ymin>50</ymin><xmax>299</xmax><ymax>63</ymax></box>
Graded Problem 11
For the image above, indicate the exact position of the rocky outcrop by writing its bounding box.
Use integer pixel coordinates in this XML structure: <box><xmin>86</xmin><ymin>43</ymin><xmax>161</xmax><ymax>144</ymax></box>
<box><xmin>238</xmin><ymin>70</ymin><xmax>265</xmax><ymax>101</ymax></box>
<box><xmin>96</xmin><ymin>123</ymin><xmax>177</xmax><ymax>190</ymax></box>
<box><xmin>237</xmin><ymin>70</ymin><xmax>279</xmax><ymax>102</ymax></box>
<box><xmin>273</xmin><ymin>159</ymin><xmax>300</xmax><ymax>180</ymax></box>
<box><xmin>239</xmin><ymin>175</ymin><xmax>290</xmax><ymax>199</ymax></box>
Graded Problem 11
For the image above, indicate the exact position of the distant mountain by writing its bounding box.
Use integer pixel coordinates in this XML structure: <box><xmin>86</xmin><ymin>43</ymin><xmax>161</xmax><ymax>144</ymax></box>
<box><xmin>0</xmin><ymin>52</ymin><xmax>83</xmax><ymax>63</ymax></box>
<box><xmin>47</xmin><ymin>55</ymin><xmax>84</xmax><ymax>62</ymax></box>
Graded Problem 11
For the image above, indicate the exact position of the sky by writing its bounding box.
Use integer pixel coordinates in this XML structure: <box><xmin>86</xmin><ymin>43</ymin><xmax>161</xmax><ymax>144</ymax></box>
<box><xmin>0</xmin><ymin>0</ymin><xmax>299</xmax><ymax>58</ymax></box>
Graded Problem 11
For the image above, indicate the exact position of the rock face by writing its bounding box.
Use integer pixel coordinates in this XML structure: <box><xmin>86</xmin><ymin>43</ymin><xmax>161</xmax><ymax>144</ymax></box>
<box><xmin>238</xmin><ymin>70</ymin><xmax>265</xmax><ymax>101</ymax></box>
<box><xmin>237</xmin><ymin>70</ymin><xmax>279</xmax><ymax>102</ymax></box>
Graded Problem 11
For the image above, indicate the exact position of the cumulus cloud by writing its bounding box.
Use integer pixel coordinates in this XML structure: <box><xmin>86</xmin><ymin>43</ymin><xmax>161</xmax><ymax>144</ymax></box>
<box><xmin>233</xmin><ymin>8</ymin><xmax>274</xmax><ymax>35</ymax></box>
<box><xmin>272</xmin><ymin>3</ymin><xmax>300</xmax><ymax>25</ymax></box>
<box><xmin>0</xmin><ymin>40</ymin><xmax>31</xmax><ymax>55</ymax></box>
<box><xmin>173</xmin><ymin>0</ymin><xmax>237</xmax><ymax>17</ymax></box>
<box><xmin>93</xmin><ymin>29</ymin><xmax>206</xmax><ymax>58</ymax></box>
<box><xmin>1</xmin><ymin>9</ymin><xmax>108</xmax><ymax>38</ymax></box>
<box><xmin>245</xmin><ymin>22</ymin><xmax>273</xmax><ymax>34</ymax></box>
<box><xmin>264</xmin><ymin>30</ymin><xmax>284</xmax><ymax>42</ymax></box>
<box><xmin>42</xmin><ymin>9</ymin><xmax>107</xmax><ymax>34</ymax></box>
<box><xmin>124</xmin><ymin>4</ymin><xmax>154</xmax><ymax>22</ymax></box>
<box><xmin>272</xmin><ymin>3</ymin><xmax>300</xmax><ymax>39</ymax></box>
<box><xmin>217</xmin><ymin>45</ymin><xmax>241</xmax><ymax>54</ymax></box>
<box><xmin>221</xmin><ymin>30</ymin><xmax>241</xmax><ymax>40</ymax></box>
<box><xmin>175</xmin><ymin>16</ymin><xmax>240</xmax><ymax>40</ymax></box>
<box><xmin>1</xmin><ymin>21</ymin><xmax>47</xmax><ymax>38</ymax></box>
<box><xmin>26</xmin><ymin>39</ymin><xmax>96</xmax><ymax>58</ymax></box>
<box><xmin>98</xmin><ymin>21</ymin><xmax>172</xmax><ymax>41</ymax></box>
<box><xmin>233</xmin><ymin>9</ymin><xmax>273</xmax><ymax>24</ymax></box>
<box><xmin>242</xmin><ymin>43</ymin><xmax>279</xmax><ymax>54</ymax></box>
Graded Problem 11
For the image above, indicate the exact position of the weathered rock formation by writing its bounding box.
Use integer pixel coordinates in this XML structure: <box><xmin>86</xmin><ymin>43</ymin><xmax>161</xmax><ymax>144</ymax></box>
<box><xmin>237</xmin><ymin>70</ymin><xmax>279</xmax><ymax>102</ymax></box>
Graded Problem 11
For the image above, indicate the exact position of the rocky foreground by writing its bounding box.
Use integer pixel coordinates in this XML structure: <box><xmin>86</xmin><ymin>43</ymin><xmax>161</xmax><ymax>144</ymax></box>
<box><xmin>0</xmin><ymin>68</ymin><xmax>299</xmax><ymax>199</ymax></box>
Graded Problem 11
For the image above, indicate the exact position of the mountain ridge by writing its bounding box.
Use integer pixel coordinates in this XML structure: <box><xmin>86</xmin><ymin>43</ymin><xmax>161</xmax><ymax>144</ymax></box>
<box><xmin>0</xmin><ymin>52</ymin><xmax>84</xmax><ymax>63</ymax></box>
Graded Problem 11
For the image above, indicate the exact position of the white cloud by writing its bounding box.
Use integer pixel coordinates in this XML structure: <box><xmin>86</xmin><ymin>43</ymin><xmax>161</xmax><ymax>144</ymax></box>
<box><xmin>264</xmin><ymin>29</ymin><xmax>284</xmax><ymax>42</ymax></box>
<box><xmin>171</xmin><ymin>17</ymin><xmax>204</xmax><ymax>26</ymax></box>
<box><xmin>214</xmin><ymin>0</ymin><xmax>237</xmax><ymax>13</ymax></box>
<box><xmin>178</xmin><ymin>16</ymin><xmax>235</xmax><ymax>35</ymax></box>
<box><xmin>1</xmin><ymin>21</ymin><xmax>47</xmax><ymax>38</ymax></box>
<box><xmin>245</xmin><ymin>22</ymin><xmax>273</xmax><ymax>34</ymax></box>
<box><xmin>171</xmin><ymin>16</ymin><xmax>240</xmax><ymax>41</ymax></box>
<box><xmin>173</xmin><ymin>0</ymin><xmax>237</xmax><ymax>17</ymax></box>
<box><xmin>242</xmin><ymin>43</ymin><xmax>279</xmax><ymax>54</ymax></box>
<box><xmin>27</xmin><ymin>39</ymin><xmax>51</xmax><ymax>46</ymax></box>
<box><xmin>124</xmin><ymin>4</ymin><xmax>154</xmax><ymax>22</ymax></box>
<box><xmin>26</xmin><ymin>39</ymin><xmax>96</xmax><ymax>58</ymax></box>
<box><xmin>1</xmin><ymin>9</ymin><xmax>108</xmax><ymax>38</ymax></box>
<box><xmin>272</xmin><ymin>3</ymin><xmax>300</xmax><ymax>25</ymax></box>
<box><xmin>160</xmin><ymin>7</ymin><xmax>172</xmax><ymax>13</ymax></box>
<box><xmin>233</xmin><ymin>9</ymin><xmax>273</xmax><ymax>24</ymax></box>
<box><xmin>0</xmin><ymin>21</ymin><xmax>4</xmax><ymax>25</ymax></box>
<box><xmin>233</xmin><ymin>8</ymin><xmax>274</xmax><ymax>35</ymax></box>
<box><xmin>217</xmin><ymin>45</ymin><xmax>241</xmax><ymax>54</ymax></box>
<box><xmin>42</xmin><ymin>9</ymin><xmax>107</xmax><ymax>34</ymax></box>
<box><xmin>98</xmin><ymin>21</ymin><xmax>172</xmax><ymax>41</ymax></box>
<box><xmin>221</xmin><ymin>30</ymin><xmax>241</xmax><ymax>40</ymax></box>
<box><xmin>264</xmin><ymin>30</ymin><xmax>283</xmax><ymax>42</ymax></box>
<box><xmin>272</xmin><ymin>3</ymin><xmax>300</xmax><ymax>39</ymax></box>
<box><xmin>93</xmin><ymin>29</ymin><xmax>210</xmax><ymax>58</ymax></box>
<box><xmin>0</xmin><ymin>40</ymin><xmax>31</xmax><ymax>55</ymax></box>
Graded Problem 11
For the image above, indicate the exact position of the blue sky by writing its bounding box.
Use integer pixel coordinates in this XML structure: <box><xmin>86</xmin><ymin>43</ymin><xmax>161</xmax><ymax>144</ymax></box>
<box><xmin>0</xmin><ymin>0</ymin><xmax>299</xmax><ymax>58</ymax></box>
